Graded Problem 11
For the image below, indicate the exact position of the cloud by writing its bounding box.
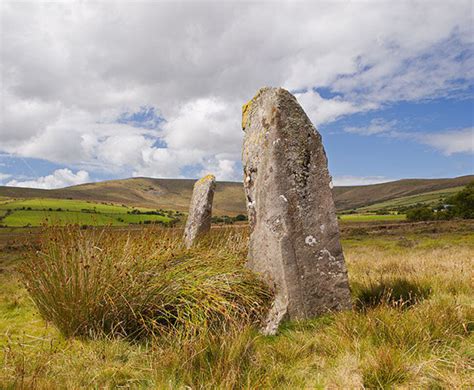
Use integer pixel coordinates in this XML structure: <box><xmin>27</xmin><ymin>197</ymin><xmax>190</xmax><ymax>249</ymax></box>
<box><xmin>1</xmin><ymin>1</ymin><xmax>472</xmax><ymax>180</ymax></box>
<box><xmin>295</xmin><ymin>90</ymin><xmax>376</xmax><ymax>126</ymax></box>
<box><xmin>344</xmin><ymin>119</ymin><xmax>474</xmax><ymax>156</ymax></box>
<box><xmin>0</xmin><ymin>173</ymin><xmax>12</xmax><ymax>183</ymax></box>
<box><xmin>6</xmin><ymin>169</ymin><xmax>90</xmax><ymax>189</ymax></box>
<box><xmin>345</xmin><ymin>118</ymin><xmax>398</xmax><ymax>136</ymax></box>
<box><xmin>198</xmin><ymin>158</ymin><xmax>240</xmax><ymax>182</ymax></box>
<box><xmin>419</xmin><ymin>128</ymin><xmax>474</xmax><ymax>155</ymax></box>
<box><xmin>332</xmin><ymin>176</ymin><xmax>394</xmax><ymax>186</ymax></box>
<box><xmin>162</xmin><ymin>98</ymin><xmax>241</xmax><ymax>156</ymax></box>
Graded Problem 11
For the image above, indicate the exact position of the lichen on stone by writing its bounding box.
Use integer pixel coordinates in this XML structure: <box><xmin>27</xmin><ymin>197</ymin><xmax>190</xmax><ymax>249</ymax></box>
<box><xmin>197</xmin><ymin>174</ymin><xmax>215</xmax><ymax>184</ymax></box>
<box><xmin>242</xmin><ymin>88</ymin><xmax>268</xmax><ymax>130</ymax></box>
<box><xmin>242</xmin><ymin>100</ymin><xmax>252</xmax><ymax>130</ymax></box>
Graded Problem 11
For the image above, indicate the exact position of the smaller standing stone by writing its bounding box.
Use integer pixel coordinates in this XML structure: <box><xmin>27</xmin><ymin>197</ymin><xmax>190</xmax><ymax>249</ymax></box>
<box><xmin>183</xmin><ymin>174</ymin><xmax>216</xmax><ymax>248</ymax></box>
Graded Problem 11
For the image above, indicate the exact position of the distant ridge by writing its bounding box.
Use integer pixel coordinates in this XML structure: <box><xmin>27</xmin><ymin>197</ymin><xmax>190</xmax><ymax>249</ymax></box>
<box><xmin>0</xmin><ymin>175</ymin><xmax>472</xmax><ymax>215</ymax></box>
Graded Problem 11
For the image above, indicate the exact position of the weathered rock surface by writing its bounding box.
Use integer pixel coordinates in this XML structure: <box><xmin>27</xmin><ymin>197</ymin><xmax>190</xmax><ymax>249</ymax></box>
<box><xmin>183</xmin><ymin>174</ymin><xmax>216</xmax><ymax>248</ymax></box>
<box><xmin>242</xmin><ymin>87</ymin><xmax>351</xmax><ymax>334</ymax></box>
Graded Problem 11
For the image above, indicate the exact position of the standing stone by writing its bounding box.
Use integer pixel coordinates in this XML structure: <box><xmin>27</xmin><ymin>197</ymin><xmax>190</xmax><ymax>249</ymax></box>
<box><xmin>242</xmin><ymin>87</ymin><xmax>351</xmax><ymax>334</ymax></box>
<box><xmin>183</xmin><ymin>174</ymin><xmax>216</xmax><ymax>248</ymax></box>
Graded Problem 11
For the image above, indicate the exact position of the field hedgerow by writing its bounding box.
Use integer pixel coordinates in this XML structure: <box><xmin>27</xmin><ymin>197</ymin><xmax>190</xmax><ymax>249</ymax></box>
<box><xmin>19</xmin><ymin>226</ymin><xmax>272</xmax><ymax>340</ymax></box>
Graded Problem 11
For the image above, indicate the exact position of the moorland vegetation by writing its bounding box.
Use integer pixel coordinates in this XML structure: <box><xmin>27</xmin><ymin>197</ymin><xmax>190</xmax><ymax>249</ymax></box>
<box><xmin>1</xmin><ymin>222</ymin><xmax>473</xmax><ymax>388</ymax></box>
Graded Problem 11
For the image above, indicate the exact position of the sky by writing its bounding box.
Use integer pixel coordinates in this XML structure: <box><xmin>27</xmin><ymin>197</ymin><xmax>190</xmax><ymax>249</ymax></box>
<box><xmin>0</xmin><ymin>0</ymin><xmax>473</xmax><ymax>189</ymax></box>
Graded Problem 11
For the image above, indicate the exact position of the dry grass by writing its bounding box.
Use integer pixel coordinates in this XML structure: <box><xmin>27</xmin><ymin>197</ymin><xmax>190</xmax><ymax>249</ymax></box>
<box><xmin>1</xmin><ymin>226</ymin><xmax>473</xmax><ymax>389</ymax></box>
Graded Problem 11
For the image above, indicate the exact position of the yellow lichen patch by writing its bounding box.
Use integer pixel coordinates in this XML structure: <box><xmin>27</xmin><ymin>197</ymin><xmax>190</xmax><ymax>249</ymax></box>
<box><xmin>197</xmin><ymin>174</ymin><xmax>215</xmax><ymax>184</ymax></box>
<box><xmin>242</xmin><ymin>88</ymin><xmax>268</xmax><ymax>129</ymax></box>
<box><xmin>242</xmin><ymin>100</ymin><xmax>252</xmax><ymax>130</ymax></box>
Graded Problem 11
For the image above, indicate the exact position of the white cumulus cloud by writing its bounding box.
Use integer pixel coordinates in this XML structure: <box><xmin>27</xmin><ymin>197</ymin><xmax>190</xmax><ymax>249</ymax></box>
<box><xmin>419</xmin><ymin>128</ymin><xmax>474</xmax><ymax>155</ymax></box>
<box><xmin>6</xmin><ymin>169</ymin><xmax>90</xmax><ymax>189</ymax></box>
<box><xmin>0</xmin><ymin>1</ymin><xmax>472</xmax><ymax>180</ymax></box>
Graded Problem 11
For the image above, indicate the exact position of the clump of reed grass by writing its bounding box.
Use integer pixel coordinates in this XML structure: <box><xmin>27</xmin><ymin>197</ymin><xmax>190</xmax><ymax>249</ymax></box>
<box><xmin>19</xmin><ymin>226</ymin><xmax>271</xmax><ymax>340</ymax></box>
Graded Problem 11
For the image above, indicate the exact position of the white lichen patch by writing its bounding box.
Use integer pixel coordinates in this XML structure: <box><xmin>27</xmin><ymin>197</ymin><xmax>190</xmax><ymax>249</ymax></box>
<box><xmin>279</xmin><ymin>194</ymin><xmax>288</xmax><ymax>202</ymax></box>
<box><xmin>305</xmin><ymin>235</ymin><xmax>318</xmax><ymax>246</ymax></box>
<box><xmin>320</xmin><ymin>249</ymin><xmax>336</xmax><ymax>263</ymax></box>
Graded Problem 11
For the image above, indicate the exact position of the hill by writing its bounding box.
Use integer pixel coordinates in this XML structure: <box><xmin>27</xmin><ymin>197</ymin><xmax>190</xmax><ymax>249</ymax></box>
<box><xmin>357</xmin><ymin>186</ymin><xmax>465</xmax><ymax>212</ymax></box>
<box><xmin>335</xmin><ymin>175</ymin><xmax>474</xmax><ymax>211</ymax></box>
<box><xmin>0</xmin><ymin>175</ymin><xmax>472</xmax><ymax>215</ymax></box>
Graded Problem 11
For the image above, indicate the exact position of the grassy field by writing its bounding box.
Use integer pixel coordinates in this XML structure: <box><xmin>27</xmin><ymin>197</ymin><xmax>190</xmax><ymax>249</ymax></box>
<box><xmin>0</xmin><ymin>196</ymin><xmax>410</xmax><ymax>227</ymax></box>
<box><xmin>339</xmin><ymin>213</ymin><xmax>406</xmax><ymax>222</ymax></box>
<box><xmin>357</xmin><ymin>186</ymin><xmax>464</xmax><ymax>213</ymax></box>
<box><xmin>1</xmin><ymin>221</ymin><xmax>473</xmax><ymax>388</ymax></box>
<box><xmin>0</xmin><ymin>198</ymin><xmax>130</xmax><ymax>213</ymax></box>
<box><xmin>0</xmin><ymin>198</ymin><xmax>174</xmax><ymax>227</ymax></box>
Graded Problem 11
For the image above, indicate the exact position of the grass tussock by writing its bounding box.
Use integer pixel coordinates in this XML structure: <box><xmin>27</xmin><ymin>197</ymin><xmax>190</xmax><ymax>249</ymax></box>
<box><xmin>19</xmin><ymin>226</ymin><xmax>271</xmax><ymax>340</ymax></box>
<box><xmin>353</xmin><ymin>277</ymin><xmax>432</xmax><ymax>310</ymax></box>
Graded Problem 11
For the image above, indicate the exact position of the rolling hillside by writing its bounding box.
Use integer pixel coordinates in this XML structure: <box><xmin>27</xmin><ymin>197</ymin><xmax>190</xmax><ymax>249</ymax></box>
<box><xmin>357</xmin><ymin>186</ymin><xmax>466</xmax><ymax>212</ymax></box>
<box><xmin>0</xmin><ymin>175</ymin><xmax>472</xmax><ymax>215</ymax></box>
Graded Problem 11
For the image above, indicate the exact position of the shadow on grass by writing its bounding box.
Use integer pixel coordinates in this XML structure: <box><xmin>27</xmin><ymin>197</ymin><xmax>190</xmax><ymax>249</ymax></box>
<box><xmin>353</xmin><ymin>278</ymin><xmax>432</xmax><ymax>311</ymax></box>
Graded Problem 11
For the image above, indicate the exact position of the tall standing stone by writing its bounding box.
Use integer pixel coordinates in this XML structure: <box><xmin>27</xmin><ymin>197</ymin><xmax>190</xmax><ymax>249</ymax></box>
<box><xmin>183</xmin><ymin>174</ymin><xmax>216</xmax><ymax>248</ymax></box>
<box><xmin>242</xmin><ymin>87</ymin><xmax>351</xmax><ymax>334</ymax></box>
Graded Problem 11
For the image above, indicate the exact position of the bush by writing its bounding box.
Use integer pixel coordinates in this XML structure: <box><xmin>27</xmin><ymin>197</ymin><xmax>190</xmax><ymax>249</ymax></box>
<box><xmin>212</xmin><ymin>215</ymin><xmax>234</xmax><ymax>224</ymax></box>
<box><xmin>20</xmin><ymin>226</ymin><xmax>271</xmax><ymax>340</ymax></box>
<box><xmin>405</xmin><ymin>182</ymin><xmax>474</xmax><ymax>222</ymax></box>
<box><xmin>406</xmin><ymin>206</ymin><xmax>435</xmax><ymax>221</ymax></box>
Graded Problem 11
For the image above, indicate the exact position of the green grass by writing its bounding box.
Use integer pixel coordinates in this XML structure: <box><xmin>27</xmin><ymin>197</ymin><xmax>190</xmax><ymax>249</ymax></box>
<box><xmin>339</xmin><ymin>213</ymin><xmax>406</xmax><ymax>222</ymax></box>
<box><xmin>2</xmin><ymin>210</ymin><xmax>172</xmax><ymax>227</ymax></box>
<box><xmin>2</xmin><ymin>210</ymin><xmax>121</xmax><ymax>227</ymax></box>
<box><xmin>358</xmin><ymin>186</ymin><xmax>465</xmax><ymax>212</ymax></box>
<box><xmin>1</xmin><ymin>226</ymin><xmax>473</xmax><ymax>388</ymax></box>
<box><xmin>116</xmin><ymin>213</ymin><xmax>172</xmax><ymax>224</ymax></box>
<box><xmin>0</xmin><ymin>198</ymin><xmax>174</xmax><ymax>227</ymax></box>
<box><xmin>0</xmin><ymin>198</ymin><xmax>133</xmax><ymax>213</ymax></box>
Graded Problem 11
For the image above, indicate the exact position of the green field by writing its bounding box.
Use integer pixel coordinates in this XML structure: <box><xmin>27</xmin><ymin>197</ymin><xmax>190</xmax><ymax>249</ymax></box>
<box><xmin>3</xmin><ymin>210</ymin><xmax>120</xmax><ymax>227</ymax></box>
<box><xmin>0</xmin><ymin>196</ymin><xmax>410</xmax><ymax>227</ymax></box>
<box><xmin>0</xmin><ymin>198</ymin><xmax>174</xmax><ymax>227</ymax></box>
<box><xmin>357</xmin><ymin>186</ymin><xmax>464</xmax><ymax>212</ymax></box>
<box><xmin>339</xmin><ymin>213</ymin><xmax>406</xmax><ymax>222</ymax></box>
<box><xmin>0</xmin><ymin>198</ymin><xmax>132</xmax><ymax>213</ymax></box>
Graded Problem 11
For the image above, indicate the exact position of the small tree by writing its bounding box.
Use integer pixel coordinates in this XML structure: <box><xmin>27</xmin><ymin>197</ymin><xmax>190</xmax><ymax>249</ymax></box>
<box><xmin>447</xmin><ymin>181</ymin><xmax>474</xmax><ymax>219</ymax></box>
<box><xmin>406</xmin><ymin>206</ymin><xmax>435</xmax><ymax>221</ymax></box>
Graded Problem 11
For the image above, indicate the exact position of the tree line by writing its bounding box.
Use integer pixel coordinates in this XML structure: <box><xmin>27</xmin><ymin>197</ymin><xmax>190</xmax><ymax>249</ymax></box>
<box><xmin>406</xmin><ymin>182</ymin><xmax>474</xmax><ymax>221</ymax></box>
